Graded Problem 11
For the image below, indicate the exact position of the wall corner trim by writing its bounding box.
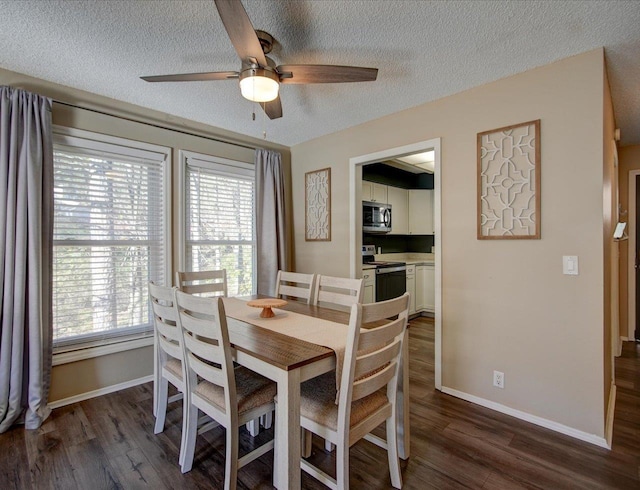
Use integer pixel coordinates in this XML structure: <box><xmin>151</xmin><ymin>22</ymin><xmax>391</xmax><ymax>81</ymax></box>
<box><xmin>605</xmin><ymin>384</ymin><xmax>617</xmax><ymax>448</ymax></box>
<box><xmin>47</xmin><ymin>374</ymin><xmax>154</xmax><ymax>410</ymax></box>
<box><xmin>441</xmin><ymin>386</ymin><xmax>610</xmax><ymax>449</ymax></box>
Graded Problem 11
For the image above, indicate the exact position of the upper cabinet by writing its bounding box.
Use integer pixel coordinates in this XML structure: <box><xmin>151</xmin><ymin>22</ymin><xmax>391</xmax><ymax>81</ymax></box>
<box><xmin>408</xmin><ymin>189</ymin><xmax>434</xmax><ymax>235</ymax></box>
<box><xmin>362</xmin><ymin>180</ymin><xmax>434</xmax><ymax>235</ymax></box>
<box><xmin>362</xmin><ymin>181</ymin><xmax>388</xmax><ymax>203</ymax></box>
<box><xmin>387</xmin><ymin>186</ymin><xmax>408</xmax><ymax>235</ymax></box>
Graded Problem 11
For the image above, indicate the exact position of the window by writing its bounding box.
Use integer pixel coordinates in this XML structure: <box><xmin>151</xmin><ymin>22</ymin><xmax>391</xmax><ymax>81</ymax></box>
<box><xmin>52</xmin><ymin>128</ymin><xmax>170</xmax><ymax>348</ymax></box>
<box><xmin>181</xmin><ymin>151</ymin><xmax>255</xmax><ymax>296</ymax></box>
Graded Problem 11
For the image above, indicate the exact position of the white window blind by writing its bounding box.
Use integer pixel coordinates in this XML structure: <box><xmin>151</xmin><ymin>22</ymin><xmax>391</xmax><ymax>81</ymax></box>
<box><xmin>184</xmin><ymin>153</ymin><xmax>255</xmax><ymax>296</ymax></box>
<box><xmin>52</xmin><ymin>130</ymin><xmax>170</xmax><ymax>348</ymax></box>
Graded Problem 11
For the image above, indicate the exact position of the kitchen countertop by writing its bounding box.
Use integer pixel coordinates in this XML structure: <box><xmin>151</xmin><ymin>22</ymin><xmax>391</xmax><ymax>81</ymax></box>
<box><xmin>362</xmin><ymin>264</ymin><xmax>377</xmax><ymax>270</ymax></box>
<box><xmin>375</xmin><ymin>253</ymin><xmax>435</xmax><ymax>265</ymax></box>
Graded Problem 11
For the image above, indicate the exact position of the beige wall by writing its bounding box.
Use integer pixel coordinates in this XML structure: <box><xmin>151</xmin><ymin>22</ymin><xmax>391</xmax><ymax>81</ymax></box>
<box><xmin>0</xmin><ymin>67</ymin><xmax>292</xmax><ymax>403</ymax></box>
<box><xmin>291</xmin><ymin>50</ymin><xmax>608</xmax><ymax>436</ymax></box>
<box><xmin>618</xmin><ymin>145</ymin><xmax>640</xmax><ymax>340</ymax></box>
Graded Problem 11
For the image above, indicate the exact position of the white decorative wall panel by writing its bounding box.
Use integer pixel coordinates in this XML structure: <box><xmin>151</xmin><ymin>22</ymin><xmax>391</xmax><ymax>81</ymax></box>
<box><xmin>478</xmin><ymin>120</ymin><xmax>541</xmax><ymax>239</ymax></box>
<box><xmin>305</xmin><ymin>168</ymin><xmax>331</xmax><ymax>241</ymax></box>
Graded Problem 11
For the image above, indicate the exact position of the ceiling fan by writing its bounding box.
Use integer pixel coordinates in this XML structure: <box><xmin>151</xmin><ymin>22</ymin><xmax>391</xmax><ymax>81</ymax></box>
<box><xmin>140</xmin><ymin>0</ymin><xmax>378</xmax><ymax>120</ymax></box>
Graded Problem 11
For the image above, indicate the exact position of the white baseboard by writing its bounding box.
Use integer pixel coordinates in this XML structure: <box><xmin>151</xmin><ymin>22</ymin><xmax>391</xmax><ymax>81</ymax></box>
<box><xmin>48</xmin><ymin>374</ymin><xmax>153</xmax><ymax>410</ymax></box>
<box><xmin>605</xmin><ymin>384</ymin><xmax>617</xmax><ymax>447</ymax></box>
<box><xmin>441</xmin><ymin>386</ymin><xmax>610</xmax><ymax>449</ymax></box>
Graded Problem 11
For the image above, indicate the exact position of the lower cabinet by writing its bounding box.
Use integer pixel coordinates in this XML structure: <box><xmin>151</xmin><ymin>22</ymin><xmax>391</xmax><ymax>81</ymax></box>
<box><xmin>415</xmin><ymin>264</ymin><xmax>435</xmax><ymax>313</ymax></box>
<box><xmin>406</xmin><ymin>265</ymin><xmax>416</xmax><ymax>314</ymax></box>
<box><xmin>362</xmin><ymin>269</ymin><xmax>375</xmax><ymax>303</ymax></box>
<box><xmin>423</xmin><ymin>264</ymin><xmax>435</xmax><ymax>312</ymax></box>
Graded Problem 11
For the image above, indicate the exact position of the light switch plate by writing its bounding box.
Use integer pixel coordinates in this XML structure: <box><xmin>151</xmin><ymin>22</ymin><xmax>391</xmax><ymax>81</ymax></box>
<box><xmin>563</xmin><ymin>255</ymin><xmax>579</xmax><ymax>275</ymax></box>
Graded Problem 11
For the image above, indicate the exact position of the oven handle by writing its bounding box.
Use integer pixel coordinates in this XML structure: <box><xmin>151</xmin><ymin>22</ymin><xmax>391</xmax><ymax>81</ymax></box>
<box><xmin>376</xmin><ymin>266</ymin><xmax>406</xmax><ymax>274</ymax></box>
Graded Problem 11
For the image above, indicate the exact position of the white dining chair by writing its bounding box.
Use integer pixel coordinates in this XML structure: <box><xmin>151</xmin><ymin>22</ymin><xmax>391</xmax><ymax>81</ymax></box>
<box><xmin>175</xmin><ymin>290</ymin><xmax>276</xmax><ymax>488</ymax></box>
<box><xmin>176</xmin><ymin>269</ymin><xmax>228</xmax><ymax>297</ymax></box>
<box><xmin>176</xmin><ymin>269</ymin><xmax>270</xmax><ymax>437</ymax></box>
<box><xmin>149</xmin><ymin>282</ymin><xmax>183</xmax><ymax>434</ymax></box>
<box><xmin>275</xmin><ymin>270</ymin><xmax>316</xmax><ymax>304</ymax></box>
<box><xmin>298</xmin><ymin>293</ymin><xmax>410</xmax><ymax>490</ymax></box>
<box><xmin>307</xmin><ymin>275</ymin><xmax>364</xmax><ymax>454</ymax></box>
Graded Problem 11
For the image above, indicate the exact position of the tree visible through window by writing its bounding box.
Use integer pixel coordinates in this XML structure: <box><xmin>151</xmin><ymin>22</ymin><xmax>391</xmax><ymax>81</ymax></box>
<box><xmin>184</xmin><ymin>153</ymin><xmax>255</xmax><ymax>296</ymax></box>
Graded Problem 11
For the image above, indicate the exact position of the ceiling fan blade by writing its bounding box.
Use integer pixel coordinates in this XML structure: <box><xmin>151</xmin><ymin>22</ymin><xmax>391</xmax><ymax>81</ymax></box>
<box><xmin>262</xmin><ymin>96</ymin><xmax>283</xmax><ymax>120</ymax></box>
<box><xmin>277</xmin><ymin>65</ymin><xmax>378</xmax><ymax>84</ymax></box>
<box><xmin>141</xmin><ymin>71</ymin><xmax>239</xmax><ymax>82</ymax></box>
<box><xmin>214</xmin><ymin>0</ymin><xmax>267</xmax><ymax>67</ymax></box>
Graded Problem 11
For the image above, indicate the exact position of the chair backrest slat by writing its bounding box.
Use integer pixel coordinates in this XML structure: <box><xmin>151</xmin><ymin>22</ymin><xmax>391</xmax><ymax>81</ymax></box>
<box><xmin>351</xmin><ymin>362</ymin><xmax>396</xmax><ymax>402</ymax></box>
<box><xmin>275</xmin><ymin>270</ymin><xmax>316</xmax><ymax>304</ymax></box>
<box><xmin>358</xmin><ymin>317</ymin><xmax>405</xmax><ymax>351</ymax></box>
<box><xmin>158</xmin><ymin>334</ymin><xmax>182</xmax><ymax>360</ymax></box>
<box><xmin>176</xmin><ymin>270</ymin><xmax>228</xmax><ymax>298</ymax></box>
<box><xmin>149</xmin><ymin>282</ymin><xmax>181</xmax><ymax>363</ymax></box>
<box><xmin>354</xmin><ymin>338</ymin><xmax>401</xmax><ymax>380</ymax></box>
<box><xmin>313</xmin><ymin>275</ymin><xmax>363</xmax><ymax>309</ymax></box>
<box><xmin>184</xmin><ymin>351</ymin><xmax>226</xmax><ymax>390</ymax></box>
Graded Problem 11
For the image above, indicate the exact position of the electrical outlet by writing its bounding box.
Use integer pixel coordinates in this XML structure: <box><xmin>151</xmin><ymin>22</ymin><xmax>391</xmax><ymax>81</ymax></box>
<box><xmin>493</xmin><ymin>370</ymin><xmax>504</xmax><ymax>389</ymax></box>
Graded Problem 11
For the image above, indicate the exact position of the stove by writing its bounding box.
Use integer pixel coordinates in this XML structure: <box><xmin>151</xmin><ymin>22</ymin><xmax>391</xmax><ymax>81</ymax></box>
<box><xmin>362</xmin><ymin>245</ymin><xmax>407</xmax><ymax>301</ymax></box>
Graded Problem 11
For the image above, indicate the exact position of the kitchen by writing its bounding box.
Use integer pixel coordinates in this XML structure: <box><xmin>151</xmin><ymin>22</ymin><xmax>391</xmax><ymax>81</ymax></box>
<box><xmin>360</xmin><ymin>151</ymin><xmax>436</xmax><ymax>317</ymax></box>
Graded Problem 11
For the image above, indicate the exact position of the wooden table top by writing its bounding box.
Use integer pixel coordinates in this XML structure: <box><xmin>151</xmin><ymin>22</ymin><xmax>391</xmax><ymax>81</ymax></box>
<box><xmin>226</xmin><ymin>295</ymin><xmax>350</xmax><ymax>372</ymax></box>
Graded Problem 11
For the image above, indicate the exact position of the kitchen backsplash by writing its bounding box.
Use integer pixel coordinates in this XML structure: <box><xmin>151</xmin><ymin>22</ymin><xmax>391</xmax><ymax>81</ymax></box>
<box><xmin>363</xmin><ymin>233</ymin><xmax>434</xmax><ymax>254</ymax></box>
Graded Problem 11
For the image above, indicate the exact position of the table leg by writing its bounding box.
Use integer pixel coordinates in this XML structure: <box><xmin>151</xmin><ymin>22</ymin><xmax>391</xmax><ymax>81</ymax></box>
<box><xmin>397</xmin><ymin>329</ymin><xmax>410</xmax><ymax>460</ymax></box>
<box><xmin>275</xmin><ymin>369</ymin><xmax>301</xmax><ymax>489</ymax></box>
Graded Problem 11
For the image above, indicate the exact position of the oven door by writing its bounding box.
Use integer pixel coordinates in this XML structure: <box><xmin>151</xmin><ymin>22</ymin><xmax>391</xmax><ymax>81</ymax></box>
<box><xmin>375</xmin><ymin>267</ymin><xmax>406</xmax><ymax>302</ymax></box>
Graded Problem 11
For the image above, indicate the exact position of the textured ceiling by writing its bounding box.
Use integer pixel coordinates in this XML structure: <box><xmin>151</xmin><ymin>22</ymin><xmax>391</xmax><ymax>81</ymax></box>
<box><xmin>1</xmin><ymin>0</ymin><xmax>639</xmax><ymax>147</ymax></box>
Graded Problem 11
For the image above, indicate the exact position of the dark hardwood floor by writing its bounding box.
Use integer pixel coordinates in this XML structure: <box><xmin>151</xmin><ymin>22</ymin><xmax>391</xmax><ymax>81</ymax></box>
<box><xmin>2</xmin><ymin>317</ymin><xmax>640</xmax><ymax>489</ymax></box>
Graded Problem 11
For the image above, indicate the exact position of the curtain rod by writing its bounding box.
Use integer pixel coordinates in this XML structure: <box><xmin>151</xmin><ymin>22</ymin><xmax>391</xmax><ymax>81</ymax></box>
<box><xmin>52</xmin><ymin>100</ymin><xmax>258</xmax><ymax>151</ymax></box>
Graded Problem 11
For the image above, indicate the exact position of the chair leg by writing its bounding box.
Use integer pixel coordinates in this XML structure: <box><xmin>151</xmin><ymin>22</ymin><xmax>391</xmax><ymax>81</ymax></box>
<box><xmin>386</xmin><ymin>416</ymin><xmax>402</xmax><ymax>489</ymax></box>
<box><xmin>224</xmin><ymin>426</ymin><xmax>239</xmax><ymax>490</ymax></box>
<box><xmin>154</xmin><ymin>377</ymin><xmax>169</xmax><ymax>434</ymax></box>
<box><xmin>180</xmin><ymin>403</ymin><xmax>199</xmax><ymax>473</ymax></box>
<box><xmin>301</xmin><ymin>429</ymin><xmax>312</xmax><ymax>458</ymax></box>
<box><xmin>246</xmin><ymin>419</ymin><xmax>260</xmax><ymax>437</ymax></box>
<box><xmin>260</xmin><ymin>410</ymin><xmax>273</xmax><ymax>429</ymax></box>
<box><xmin>336</xmin><ymin>442</ymin><xmax>349</xmax><ymax>490</ymax></box>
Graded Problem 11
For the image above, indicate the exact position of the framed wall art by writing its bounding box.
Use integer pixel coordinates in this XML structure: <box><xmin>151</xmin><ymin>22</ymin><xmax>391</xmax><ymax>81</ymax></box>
<box><xmin>305</xmin><ymin>167</ymin><xmax>331</xmax><ymax>241</ymax></box>
<box><xmin>477</xmin><ymin>119</ymin><xmax>541</xmax><ymax>239</ymax></box>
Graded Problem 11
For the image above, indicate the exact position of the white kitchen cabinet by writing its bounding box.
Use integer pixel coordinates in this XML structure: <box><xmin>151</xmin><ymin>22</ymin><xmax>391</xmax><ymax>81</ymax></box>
<box><xmin>406</xmin><ymin>264</ymin><xmax>416</xmax><ymax>314</ymax></box>
<box><xmin>361</xmin><ymin>180</ymin><xmax>372</xmax><ymax>201</ymax></box>
<box><xmin>387</xmin><ymin>186</ymin><xmax>408</xmax><ymax>235</ymax></box>
<box><xmin>423</xmin><ymin>264</ymin><xmax>435</xmax><ymax>312</ymax></box>
<box><xmin>362</xmin><ymin>269</ymin><xmax>376</xmax><ymax>303</ymax></box>
<box><xmin>415</xmin><ymin>266</ymin><xmax>426</xmax><ymax>311</ymax></box>
<box><xmin>416</xmin><ymin>264</ymin><xmax>435</xmax><ymax>312</ymax></box>
<box><xmin>408</xmin><ymin>189</ymin><xmax>434</xmax><ymax>235</ymax></box>
<box><xmin>362</xmin><ymin>180</ymin><xmax>388</xmax><ymax>203</ymax></box>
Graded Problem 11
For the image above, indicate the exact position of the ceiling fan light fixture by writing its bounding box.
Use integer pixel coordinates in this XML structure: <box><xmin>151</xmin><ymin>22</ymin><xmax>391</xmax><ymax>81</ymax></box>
<box><xmin>239</xmin><ymin>67</ymin><xmax>279</xmax><ymax>102</ymax></box>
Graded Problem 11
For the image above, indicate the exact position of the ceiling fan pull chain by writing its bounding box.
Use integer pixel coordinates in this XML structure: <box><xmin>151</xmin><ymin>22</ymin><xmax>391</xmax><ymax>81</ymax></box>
<box><xmin>262</xmin><ymin>102</ymin><xmax>267</xmax><ymax>140</ymax></box>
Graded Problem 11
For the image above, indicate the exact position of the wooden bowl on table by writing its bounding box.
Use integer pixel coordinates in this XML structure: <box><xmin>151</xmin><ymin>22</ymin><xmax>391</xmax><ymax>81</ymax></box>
<box><xmin>246</xmin><ymin>298</ymin><xmax>288</xmax><ymax>318</ymax></box>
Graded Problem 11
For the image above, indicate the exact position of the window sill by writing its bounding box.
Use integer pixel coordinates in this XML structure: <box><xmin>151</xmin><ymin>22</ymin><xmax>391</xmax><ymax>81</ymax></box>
<box><xmin>52</xmin><ymin>335</ymin><xmax>154</xmax><ymax>366</ymax></box>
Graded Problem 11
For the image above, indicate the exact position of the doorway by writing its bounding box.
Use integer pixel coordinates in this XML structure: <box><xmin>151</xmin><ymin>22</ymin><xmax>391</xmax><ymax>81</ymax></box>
<box><xmin>628</xmin><ymin>171</ymin><xmax>640</xmax><ymax>341</ymax></box>
<box><xmin>349</xmin><ymin>138</ymin><xmax>442</xmax><ymax>389</ymax></box>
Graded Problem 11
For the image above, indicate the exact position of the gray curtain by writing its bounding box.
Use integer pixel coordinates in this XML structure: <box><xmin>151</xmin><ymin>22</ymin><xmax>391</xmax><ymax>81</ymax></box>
<box><xmin>255</xmin><ymin>149</ymin><xmax>288</xmax><ymax>296</ymax></box>
<box><xmin>0</xmin><ymin>86</ymin><xmax>53</xmax><ymax>432</ymax></box>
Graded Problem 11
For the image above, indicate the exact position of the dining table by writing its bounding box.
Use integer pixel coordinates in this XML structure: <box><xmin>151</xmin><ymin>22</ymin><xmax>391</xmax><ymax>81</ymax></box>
<box><xmin>222</xmin><ymin>295</ymin><xmax>410</xmax><ymax>490</ymax></box>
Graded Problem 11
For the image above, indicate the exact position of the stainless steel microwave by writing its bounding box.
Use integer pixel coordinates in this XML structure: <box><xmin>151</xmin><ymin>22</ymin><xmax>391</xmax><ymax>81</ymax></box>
<box><xmin>363</xmin><ymin>201</ymin><xmax>392</xmax><ymax>233</ymax></box>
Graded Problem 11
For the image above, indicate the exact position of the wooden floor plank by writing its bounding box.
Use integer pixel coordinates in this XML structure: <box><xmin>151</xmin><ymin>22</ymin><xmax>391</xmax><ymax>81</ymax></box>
<box><xmin>2</xmin><ymin>316</ymin><xmax>640</xmax><ymax>489</ymax></box>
